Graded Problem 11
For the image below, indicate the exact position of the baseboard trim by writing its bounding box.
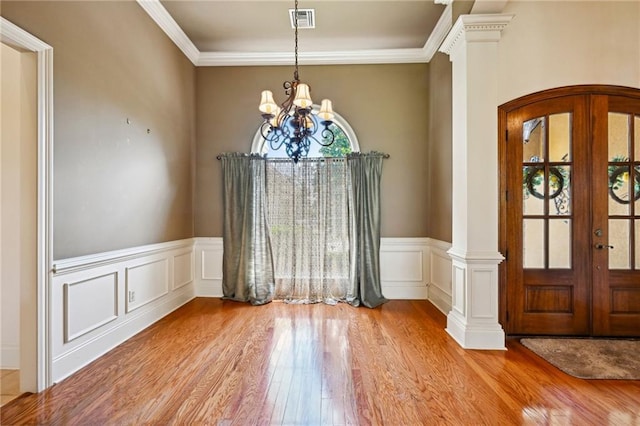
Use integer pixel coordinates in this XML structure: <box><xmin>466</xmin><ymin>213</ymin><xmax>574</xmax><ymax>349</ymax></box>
<box><xmin>52</xmin><ymin>286</ymin><xmax>194</xmax><ymax>383</ymax></box>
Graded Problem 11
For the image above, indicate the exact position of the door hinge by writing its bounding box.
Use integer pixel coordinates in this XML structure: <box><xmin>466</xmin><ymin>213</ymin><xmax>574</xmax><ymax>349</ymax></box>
<box><xmin>506</xmin><ymin>311</ymin><xmax>510</xmax><ymax>322</ymax></box>
<box><xmin>506</xmin><ymin>129</ymin><xmax>509</xmax><ymax>140</ymax></box>
<box><xmin>504</xmin><ymin>250</ymin><xmax>509</xmax><ymax>261</ymax></box>
<box><xmin>505</xmin><ymin>190</ymin><xmax>509</xmax><ymax>202</ymax></box>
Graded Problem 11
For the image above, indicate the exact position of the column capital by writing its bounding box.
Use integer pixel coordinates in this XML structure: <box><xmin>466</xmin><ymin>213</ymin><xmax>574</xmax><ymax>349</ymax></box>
<box><xmin>439</xmin><ymin>14</ymin><xmax>514</xmax><ymax>56</ymax></box>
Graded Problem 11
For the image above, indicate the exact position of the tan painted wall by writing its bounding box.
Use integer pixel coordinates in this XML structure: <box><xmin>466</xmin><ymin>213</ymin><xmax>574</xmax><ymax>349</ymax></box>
<box><xmin>427</xmin><ymin>52</ymin><xmax>453</xmax><ymax>243</ymax></box>
<box><xmin>498</xmin><ymin>1</ymin><xmax>640</xmax><ymax>105</ymax></box>
<box><xmin>420</xmin><ymin>1</ymin><xmax>473</xmax><ymax>244</ymax></box>
<box><xmin>1</xmin><ymin>1</ymin><xmax>196</xmax><ymax>259</ymax></box>
<box><xmin>195</xmin><ymin>64</ymin><xmax>431</xmax><ymax>237</ymax></box>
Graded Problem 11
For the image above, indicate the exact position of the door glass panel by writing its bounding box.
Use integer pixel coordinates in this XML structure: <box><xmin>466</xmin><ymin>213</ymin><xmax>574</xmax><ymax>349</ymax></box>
<box><xmin>523</xmin><ymin>219</ymin><xmax>545</xmax><ymax>268</ymax></box>
<box><xmin>609</xmin><ymin>219</ymin><xmax>630</xmax><ymax>270</ymax></box>
<box><xmin>609</xmin><ymin>165</ymin><xmax>630</xmax><ymax>216</ymax></box>
<box><xmin>635</xmin><ymin>116</ymin><xmax>640</xmax><ymax>160</ymax></box>
<box><xmin>523</xmin><ymin>117</ymin><xmax>545</xmax><ymax>162</ymax></box>
<box><xmin>549</xmin><ymin>165</ymin><xmax>571</xmax><ymax>216</ymax></box>
<box><xmin>635</xmin><ymin>165</ymin><xmax>640</xmax><ymax>214</ymax></box>
<box><xmin>636</xmin><ymin>219</ymin><xmax>640</xmax><ymax>270</ymax></box>
<box><xmin>549</xmin><ymin>113</ymin><xmax>571</xmax><ymax>162</ymax></box>
<box><xmin>523</xmin><ymin>166</ymin><xmax>544</xmax><ymax>215</ymax></box>
<box><xmin>608</xmin><ymin>112</ymin><xmax>629</xmax><ymax>161</ymax></box>
<box><xmin>549</xmin><ymin>219</ymin><xmax>571</xmax><ymax>268</ymax></box>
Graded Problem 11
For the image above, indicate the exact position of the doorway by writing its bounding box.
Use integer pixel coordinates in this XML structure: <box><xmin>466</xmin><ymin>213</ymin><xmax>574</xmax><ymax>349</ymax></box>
<box><xmin>499</xmin><ymin>85</ymin><xmax>640</xmax><ymax>336</ymax></box>
<box><xmin>1</xmin><ymin>41</ymin><xmax>37</xmax><ymax>403</ymax></box>
<box><xmin>1</xmin><ymin>17</ymin><xmax>54</xmax><ymax>393</ymax></box>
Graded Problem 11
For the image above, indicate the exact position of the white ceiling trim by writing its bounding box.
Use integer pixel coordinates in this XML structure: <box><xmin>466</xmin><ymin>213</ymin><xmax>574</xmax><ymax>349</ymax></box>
<box><xmin>422</xmin><ymin>3</ymin><xmax>452</xmax><ymax>62</ymax></box>
<box><xmin>137</xmin><ymin>0</ymin><xmax>200</xmax><ymax>64</ymax></box>
<box><xmin>137</xmin><ymin>0</ymin><xmax>452</xmax><ymax>67</ymax></box>
<box><xmin>199</xmin><ymin>48</ymin><xmax>429</xmax><ymax>66</ymax></box>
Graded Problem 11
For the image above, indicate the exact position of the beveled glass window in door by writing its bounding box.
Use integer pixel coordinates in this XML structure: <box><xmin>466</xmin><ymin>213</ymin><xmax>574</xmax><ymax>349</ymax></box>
<box><xmin>522</xmin><ymin>113</ymin><xmax>573</xmax><ymax>269</ymax></box>
<box><xmin>607</xmin><ymin>113</ymin><xmax>640</xmax><ymax>270</ymax></box>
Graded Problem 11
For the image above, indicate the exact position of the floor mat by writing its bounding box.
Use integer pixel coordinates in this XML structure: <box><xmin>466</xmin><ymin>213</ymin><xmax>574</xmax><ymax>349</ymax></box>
<box><xmin>520</xmin><ymin>338</ymin><xmax>640</xmax><ymax>380</ymax></box>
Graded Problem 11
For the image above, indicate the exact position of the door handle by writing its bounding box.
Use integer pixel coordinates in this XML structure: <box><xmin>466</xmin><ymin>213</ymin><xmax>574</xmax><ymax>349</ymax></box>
<box><xmin>595</xmin><ymin>244</ymin><xmax>614</xmax><ymax>250</ymax></box>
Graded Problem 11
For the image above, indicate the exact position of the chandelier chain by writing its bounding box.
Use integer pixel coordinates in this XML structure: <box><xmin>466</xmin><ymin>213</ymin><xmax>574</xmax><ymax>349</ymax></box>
<box><xmin>258</xmin><ymin>0</ymin><xmax>336</xmax><ymax>163</ymax></box>
<box><xmin>294</xmin><ymin>0</ymin><xmax>299</xmax><ymax>81</ymax></box>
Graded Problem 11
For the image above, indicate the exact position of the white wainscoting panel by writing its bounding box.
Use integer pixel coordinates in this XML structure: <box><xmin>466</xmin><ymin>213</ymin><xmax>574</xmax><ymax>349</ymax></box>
<box><xmin>427</xmin><ymin>239</ymin><xmax>453</xmax><ymax>314</ymax></box>
<box><xmin>125</xmin><ymin>258</ymin><xmax>169</xmax><ymax>313</ymax></box>
<box><xmin>193</xmin><ymin>237</ymin><xmax>453</xmax><ymax>308</ymax></box>
<box><xmin>380</xmin><ymin>238</ymin><xmax>429</xmax><ymax>299</ymax></box>
<box><xmin>173</xmin><ymin>250</ymin><xmax>194</xmax><ymax>290</ymax></box>
<box><xmin>64</xmin><ymin>273</ymin><xmax>118</xmax><ymax>343</ymax></box>
<box><xmin>195</xmin><ymin>238</ymin><xmax>224</xmax><ymax>297</ymax></box>
<box><xmin>51</xmin><ymin>239</ymin><xmax>195</xmax><ymax>383</ymax></box>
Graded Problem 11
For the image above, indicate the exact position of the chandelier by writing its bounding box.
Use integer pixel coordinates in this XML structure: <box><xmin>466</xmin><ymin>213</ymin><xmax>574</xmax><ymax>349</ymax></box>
<box><xmin>258</xmin><ymin>0</ymin><xmax>336</xmax><ymax>163</ymax></box>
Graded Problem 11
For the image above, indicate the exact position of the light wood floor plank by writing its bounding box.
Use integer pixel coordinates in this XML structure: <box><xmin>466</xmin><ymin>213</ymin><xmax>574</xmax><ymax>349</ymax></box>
<box><xmin>2</xmin><ymin>298</ymin><xmax>639</xmax><ymax>425</ymax></box>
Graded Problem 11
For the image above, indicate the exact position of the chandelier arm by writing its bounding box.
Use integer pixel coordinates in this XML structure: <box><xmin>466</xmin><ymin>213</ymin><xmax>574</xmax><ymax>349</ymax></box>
<box><xmin>316</xmin><ymin>124</ymin><xmax>336</xmax><ymax>146</ymax></box>
<box><xmin>259</xmin><ymin>121</ymin><xmax>274</xmax><ymax>140</ymax></box>
<box><xmin>308</xmin><ymin>129</ymin><xmax>336</xmax><ymax>146</ymax></box>
<box><xmin>269</xmin><ymin>133</ymin><xmax>287</xmax><ymax>152</ymax></box>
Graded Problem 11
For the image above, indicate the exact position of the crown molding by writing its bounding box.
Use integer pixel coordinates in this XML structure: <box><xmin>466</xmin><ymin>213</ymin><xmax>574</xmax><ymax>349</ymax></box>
<box><xmin>136</xmin><ymin>0</ymin><xmax>200</xmax><ymax>65</ymax></box>
<box><xmin>198</xmin><ymin>48</ymin><xmax>433</xmax><ymax>67</ymax></box>
<box><xmin>439</xmin><ymin>14</ymin><xmax>514</xmax><ymax>56</ymax></box>
<box><xmin>137</xmin><ymin>0</ymin><xmax>452</xmax><ymax>67</ymax></box>
<box><xmin>422</xmin><ymin>3</ymin><xmax>452</xmax><ymax>61</ymax></box>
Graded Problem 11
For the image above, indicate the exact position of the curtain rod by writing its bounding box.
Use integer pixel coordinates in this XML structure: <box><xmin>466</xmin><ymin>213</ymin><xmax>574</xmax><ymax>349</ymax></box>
<box><xmin>216</xmin><ymin>153</ymin><xmax>390</xmax><ymax>160</ymax></box>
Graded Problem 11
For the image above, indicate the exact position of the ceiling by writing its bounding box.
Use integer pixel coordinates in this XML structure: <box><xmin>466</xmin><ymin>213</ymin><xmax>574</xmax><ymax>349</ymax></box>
<box><xmin>138</xmin><ymin>0</ymin><xmax>454</xmax><ymax>66</ymax></box>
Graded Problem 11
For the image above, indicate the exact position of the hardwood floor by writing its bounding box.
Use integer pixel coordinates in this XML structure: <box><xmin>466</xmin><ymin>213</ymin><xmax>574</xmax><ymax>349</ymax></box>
<box><xmin>1</xmin><ymin>298</ymin><xmax>639</xmax><ymax>425</ymax></box>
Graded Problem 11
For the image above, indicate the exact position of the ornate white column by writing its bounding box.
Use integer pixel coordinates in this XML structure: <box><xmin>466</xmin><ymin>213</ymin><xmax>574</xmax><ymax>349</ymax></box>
<box><xmin>439</xmin><ymin>14</ymin><xmax>513</xmax><ymax>350</ymax></box>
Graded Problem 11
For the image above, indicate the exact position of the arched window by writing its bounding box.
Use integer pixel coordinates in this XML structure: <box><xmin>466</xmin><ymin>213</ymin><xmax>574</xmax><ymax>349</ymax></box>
<box><xmin>251</xmin><ymin>105</ymin><xmax>360</xmax><ymax>157</ymax></box>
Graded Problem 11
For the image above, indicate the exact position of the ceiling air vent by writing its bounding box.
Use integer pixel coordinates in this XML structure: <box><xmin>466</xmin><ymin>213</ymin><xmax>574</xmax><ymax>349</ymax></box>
<box><xmin>289</xmin><ymin>8</ymin><xmax>315</xmax><ymax>29</ymax></box>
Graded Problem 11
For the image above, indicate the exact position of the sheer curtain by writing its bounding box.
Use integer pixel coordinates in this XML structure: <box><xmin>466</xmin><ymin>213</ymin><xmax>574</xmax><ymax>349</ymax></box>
<box><xmin>220</xmin><ymin>153</ymin><xmax>275</xmax><ymax>305</ymax></box>
<box><xmin>265</xmin><ymin>158</ymin><xmax>358</xmax><ymax>305</ymax></box>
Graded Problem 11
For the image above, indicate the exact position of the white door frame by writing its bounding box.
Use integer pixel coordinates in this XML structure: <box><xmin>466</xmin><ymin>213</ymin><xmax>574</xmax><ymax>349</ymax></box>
<box><xmin>1</xmin><ymin>17</ymin><xmax>53</xmax><ymax>392</ymax></box>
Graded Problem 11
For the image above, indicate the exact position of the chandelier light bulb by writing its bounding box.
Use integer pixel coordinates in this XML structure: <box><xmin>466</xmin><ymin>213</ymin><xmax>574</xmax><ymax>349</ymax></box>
<box><xmin>318</xmin><ymin>99</ymin><xmax>335</xmax><ymax>122</ymax></box>
<box><xmin>293</xmin><ymin>83</ymin><xmax>313</xmax><ymax>108</ymax></box>
<box><xmin>259</xmin><ymin>90</ymin><xmax>278</xmax><ymax>114</ymax></box>
<box><xmin>270</xmin><ymin>106</ymin><xmax>282</xmax><ymax>127</ymax></box>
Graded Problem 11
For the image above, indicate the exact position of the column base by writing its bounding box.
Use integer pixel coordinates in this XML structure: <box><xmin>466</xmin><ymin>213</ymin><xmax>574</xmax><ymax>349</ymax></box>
<box><xmin>446</xmin><ymin>248</ymin><xmax>506</xmax><ymax>350</ymax></box>
<box><xmin>446</xmin><ymin>309</ymin><xmax>506</xmax><ymax>350</ymax></box>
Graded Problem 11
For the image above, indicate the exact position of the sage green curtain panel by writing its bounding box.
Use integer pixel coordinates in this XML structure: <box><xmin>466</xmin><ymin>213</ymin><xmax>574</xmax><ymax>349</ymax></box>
<box><xmin>220</xmin><ymin>153</ymin><xmax>275</xmax><ymax>305</ymax></box>
<box><xmin>220</xmin><ymin>152</ymin><xmax>387</xmax><ymax>308</ymax></box>
<box><xmin>348</xmin><ymin>152</ymin><xmax>389</xmax><ymax>308</ymax></box>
